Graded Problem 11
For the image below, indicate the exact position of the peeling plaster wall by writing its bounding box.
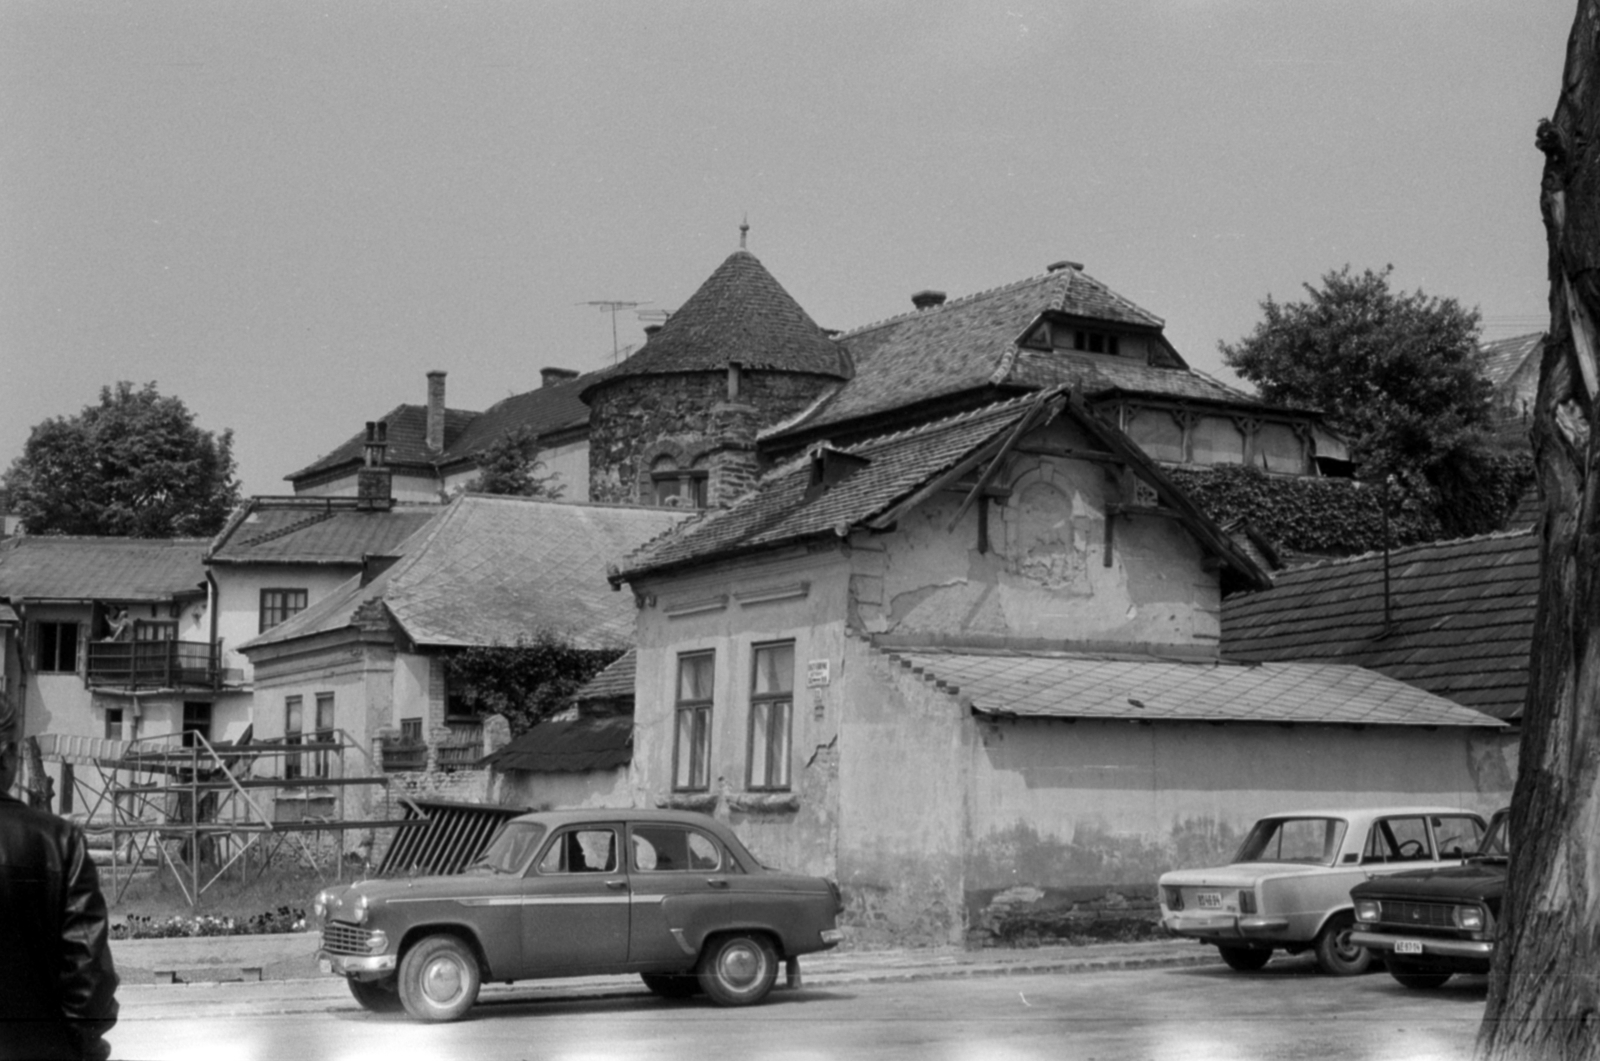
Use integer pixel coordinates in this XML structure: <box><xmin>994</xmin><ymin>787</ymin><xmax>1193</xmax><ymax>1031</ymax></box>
<box><xmin>495</xmin><ymin>767</ymin><xmax>631</xmax><ymax>811</ymax></box>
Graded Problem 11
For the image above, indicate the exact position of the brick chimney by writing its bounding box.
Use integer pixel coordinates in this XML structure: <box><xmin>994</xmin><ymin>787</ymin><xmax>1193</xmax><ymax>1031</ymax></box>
<box><xmin>540</xmin><ymin>367</ymin><xmax>580</xmax><ymax>388</ymax></box>
<box><xmin>706</xmin><ymin>399</ymin><xmax>761</xmax><ymax>508</ymax></box>
<box><xmin>426</xmin><ymin>371</ymin><xmax>446</xmax><ymax>453</ymax></box>
<box><xmin>357</xmin><ymin>421</ymin><xmax>394</xmax><ymax>510</ymax></box>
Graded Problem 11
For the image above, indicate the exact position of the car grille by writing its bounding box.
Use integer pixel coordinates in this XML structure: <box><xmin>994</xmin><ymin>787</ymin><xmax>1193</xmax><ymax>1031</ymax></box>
<box><xmin>321</xmin><ymin>922</ymin><xmax>374</xmax><ymax>956</ymax></box>
<box><xmin>1377</xmin><ymin>900</ymin><xmax>1456</xmax><ymax>929</ymax></box>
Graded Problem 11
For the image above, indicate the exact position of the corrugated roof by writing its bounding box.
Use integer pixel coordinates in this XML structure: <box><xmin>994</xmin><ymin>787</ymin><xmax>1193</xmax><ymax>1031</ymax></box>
<box><xmin>0</xmin><ymin>536</ymin><xmax>208</xmax><ymax>601</ymax></box>
<box><xmin>574</xmin><ymin>648</ymin><xmax>636</xmax><ymax>703</ymax></box>
<box><xmin>1221</xmin><ymin>530</ymin><xmax>1537</xmax><ymax>720</ymax></box>
<box><xmin>884</xmin><ymin>647</ymin><xmax>1504</xmax><ymax>728</ymax></box>
<box><xmin>769</xmin><ymin>266</ymin><xmax>1267</xmax><ymax>441</ymax></box>
<box><xmin>247</xmin><ymin>496</ymin><xmax>689</xmax><ymax>651</ymax></box>
<box><xmin>479</xmin><ymin>715</ymin><xmax>632</xmax><ymax>774</ymax></box>
<box><xmin>579</xmin><ymin>251</ymin><xmax>847</xmax><ymax>401</ymax></box>
<box><xmin>208</xmin><ymin>499</ymin><xmax>439</xmax><ymax>565</ymax></box>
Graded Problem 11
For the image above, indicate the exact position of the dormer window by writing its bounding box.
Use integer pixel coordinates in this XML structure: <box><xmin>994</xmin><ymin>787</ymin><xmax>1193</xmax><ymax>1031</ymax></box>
<box><xmin>651</xmin><ymin>455</ymin><xmax>708</xmax><ymax>508</ymax></box>
<box><xmin>1022</xmin><ymin>319</ymin><xmax>1123</xmax><ymax>357</ymax></box>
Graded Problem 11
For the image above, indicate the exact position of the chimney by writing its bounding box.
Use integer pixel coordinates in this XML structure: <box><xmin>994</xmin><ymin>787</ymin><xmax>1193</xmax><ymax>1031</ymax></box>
<box><xmin>705</xmin><ymin>399</ymin><xmax>761</xmax><ymax>508</ymax></box>
<box><xmin>1046</xmin><ymin>260</ymin><xmax>1083</xmax><ymax>273</ymax></box>
<box><xmin>541</xmin><ymin>367</ymin><xmax>580</xmax><ymax>388</ymax></box>
<box><xmin>357</xmin><ymin>421</ymin><xmax>394</xmax><ymax>510</ymax></box>
<box><xmin>911</xmin><ymin>290</ymin><xmax>947</xmax><ymax>311</ymax></box>
<box><xmin>426</xmin><ymin>371</ymin><xmax>446</xmax><ymax>453</ymax></box>
<box><xmin>643</xmin><ymin>324</ymin><xmax>664</xmax><ymax>338</ymax></box>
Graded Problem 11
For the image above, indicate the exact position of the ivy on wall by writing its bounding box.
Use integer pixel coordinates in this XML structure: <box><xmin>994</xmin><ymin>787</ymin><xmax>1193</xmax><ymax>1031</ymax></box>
<box><xmin>444</xmin><ymin>633</ymin><xmax>623</xmax><ymax>736</ymax></box>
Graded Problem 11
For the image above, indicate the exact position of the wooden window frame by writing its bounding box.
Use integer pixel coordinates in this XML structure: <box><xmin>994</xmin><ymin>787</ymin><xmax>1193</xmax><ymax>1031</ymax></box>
<box><xmin>672</xmin><ymin>651</ymin><xmax>714</xmax><ymax>791</ymax></box>
<box><xmin>746</xmin><ymin>641</ymin><xmax>795</xmax><ymax>792</ymax></box>
<box><xmin>259</xmin><ymin>588</ymin><xmax>309</xmax><ymax>633</ymax></box>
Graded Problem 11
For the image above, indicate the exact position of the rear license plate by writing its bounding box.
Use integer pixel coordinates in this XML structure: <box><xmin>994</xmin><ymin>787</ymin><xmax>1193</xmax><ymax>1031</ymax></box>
<box><xmin>1196</xmin><ymin>892</ymin><xmax>1224</xmax><ymax>910</ymax></box>
<box><xmin>1393</xmin><ymin>940</ymin><xmax>1424</xmax><ymax>955</ymax></box>
<box><xmin>319</xmin><ymin>958</ymin><xmax>333</xmax><ymax>974</ymax></box>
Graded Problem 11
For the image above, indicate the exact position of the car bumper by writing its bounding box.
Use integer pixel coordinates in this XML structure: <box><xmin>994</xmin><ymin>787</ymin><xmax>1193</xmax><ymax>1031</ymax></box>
<box><xmin>1163</xmin><ymin>913</ymin><xmax>1291</xmax><ymax>941</ymax></box>
<box><xmin>317</xmin><ymin>949</ymin><xmax>398</xmax><ymax>976</ymax></box>
<box><xmin>1349</xmin><ymin>931</ymin><xmax>1494</xmax><ymax>961</ymax></box>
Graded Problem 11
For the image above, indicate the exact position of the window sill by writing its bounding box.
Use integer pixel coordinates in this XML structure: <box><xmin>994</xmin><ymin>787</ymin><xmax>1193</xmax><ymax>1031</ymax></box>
<box><xmin>726</xmin><ymin>792</ymin><xmax>800</xmax><ymax>814</ymax></box>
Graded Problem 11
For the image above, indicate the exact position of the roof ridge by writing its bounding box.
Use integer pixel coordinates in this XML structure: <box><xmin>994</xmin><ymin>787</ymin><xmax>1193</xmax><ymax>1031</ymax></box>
<box><xmin>841</xmin><ymin>270</ymin><xmax>1067</xmax><ymax>340</ymax></box>
<box><xmin>1277</xmin><ymin>527</ymin><xmax>1536</xmax><ymax>574</ymax></box>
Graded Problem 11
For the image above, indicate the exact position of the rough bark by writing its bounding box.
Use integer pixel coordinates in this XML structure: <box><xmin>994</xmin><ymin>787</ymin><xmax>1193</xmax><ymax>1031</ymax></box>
<box><xmin>1477</xmin><ymin>4</ymin><xmax>1600</xmax><ymax>1059</ymax></box>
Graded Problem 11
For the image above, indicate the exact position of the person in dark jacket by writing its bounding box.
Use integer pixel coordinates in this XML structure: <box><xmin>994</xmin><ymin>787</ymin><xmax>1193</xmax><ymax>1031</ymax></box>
<box><xmin>0</xmin><ymin>698</ymin><xmax>119</xmax><ymax>1060</ymax></box>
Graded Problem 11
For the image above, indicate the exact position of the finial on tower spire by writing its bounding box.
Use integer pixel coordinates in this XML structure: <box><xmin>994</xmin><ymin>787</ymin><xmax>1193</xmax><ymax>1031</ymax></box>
<box><xmin>739</xmin><ymin>214</ymin><xmax>749</xmax><ymax>250</ymax></box>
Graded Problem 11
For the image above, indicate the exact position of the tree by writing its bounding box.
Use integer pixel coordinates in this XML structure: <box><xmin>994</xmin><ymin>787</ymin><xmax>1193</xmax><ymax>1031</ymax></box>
<box><xmin>3</xmin><ymin>381</ymin><xmax>240</xmax><ymax>537</ymax></box>
<box><xmin>443</xmin><ymin>632</ymin><xmax>620</xmax><ymax>735</ymax></box>
<box><xmin>460</xmin><ymin>429</ymin><xmax>564</xmax><ymax>498</ymax></box>
<box><xmin>1477</xmin><ymin>4</ymin><xmax>1600</xmax><ymax>1058</ymax></box>
<box><xmin>1220</xmin><ymin>266</ymin><xmax>1530</xmax><ymax>539</ymax></box>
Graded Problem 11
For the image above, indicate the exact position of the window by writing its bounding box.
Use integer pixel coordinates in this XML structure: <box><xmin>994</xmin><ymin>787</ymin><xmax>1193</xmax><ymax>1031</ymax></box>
<box><xmin>1431</xmin><ymin>815</ymin><xmax>1486</xmax><ymax>860</ymax></box>
<box><xmin>314</xmin><ymin>693</ymin><xmax>335</xmax><ymax>778</ymax></box>
<box><xmin>650</xmin><ymin>456</ymin><xmax>709</xmax><ymax>509</ymax></box>
<box><xmin>630</xmin><ymin>825</ymin><xmax>723</xmax><ymax>872</ymax></box>
<box><xmin>1234</xmin><ymin>817</ymin><xmax>1348</xmax><ymax>866</ymax></box>
<box><xmin>747</xmin><ymin>642</ymin><xmax>794</xmax><ymax>791</ymax></box>
<box><xmin>135</xmin><ymin>621</ymin><xmax>177</xmax><ymax>642</ymax></box>
<box><xmin>400</xmin><ymin>717</ymin><xmax>423</xmax><ymax>743</ymax></box>
<box><xmin>35</xmin><ymin>621</ymin><xmax>79</xmax><ymax>673</ymax></box>
<box><xmin>105</xmin><ymin>708</ymin><xmax>123</xmax><ymax>742</ymax></box>
<box><xmin>181</xmin><ymin>702</ymin><xmax>211</xmax><ymax>748</ymax></box>
<box><xmin>1363</xmin><ymin>817</ymin><xmax>1432</xmax><ymax>864</ymax></box>
<box><xmin>259</xmin><ymin>589</ymin><xmax>308</xmax><ymax>633</ymax></box>
<box><xmin>538</xmin><ymin>828</ymin><xmax>618</xmax><ymax>874</ymax></box>
<box><xmin>673</xmin><ymin>652</ymin><xmax>714</xmax><ymax>791</ymax></box>
<box><xmin>285</xmin><ymin>695</ymin><xmax>303</xmax><ymax>779</ymax></box>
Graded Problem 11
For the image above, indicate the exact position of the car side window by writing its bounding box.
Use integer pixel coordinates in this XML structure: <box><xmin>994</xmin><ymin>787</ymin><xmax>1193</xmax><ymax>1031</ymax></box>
<box><xmin>1430</xmin><ymin>815</ymin><xmax>1485</xmax><ymax>859</ymax></box>
<box><xmin>630</xmin><ymin>825</ymin><xmax>723</xmax><ymax>873</ymax></box>
<box><xmin>1363</xmin><ymin>817</ymin><xmax>1431</xmax><ymax>863</ymax></box>
<box><xmin>537</xmin><ymin>828</ymin><xmax>618</xmax><ymax>874</ymax></box>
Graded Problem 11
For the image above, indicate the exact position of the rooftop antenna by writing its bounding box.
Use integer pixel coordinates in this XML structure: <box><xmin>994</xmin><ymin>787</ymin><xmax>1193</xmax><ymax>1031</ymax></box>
<box><xmin>578</xmin><ymin>300</ymin><xmax>651</xmax><ymax>364</ymax></box>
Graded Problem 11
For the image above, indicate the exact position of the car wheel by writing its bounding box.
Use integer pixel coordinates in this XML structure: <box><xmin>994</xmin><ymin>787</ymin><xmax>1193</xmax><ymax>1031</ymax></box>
<box><xmin>640</xmin><ymin>972</ymin><xmax>701</xmax><ymax>999</ymax></box>
<box><xmin>1312</xmin><ymin>914</ymin><xmax>1372</xmax><ymax>976</ymax></box>
<box><xmin>1217</xmin><ymin>945</ymin><xmax>1273</xmax><ymax>972</ymax></box>
<box><xmin>1388</xmin><ymin>961</ymin><xmax>1453</xmax><ymax>989</ymax></box>
<box><xmin>398</xmin><ymin>935</ymin><xmax>481</xmax><ymax>1022</ymax></box>
<box><xmin>347</xmin><ymin>975</ymin><xmax>404</xmax><ymax>1013</ymax></box>
<box><xmin>697</xmin><ymin>933</ymin><xmax>778</xmax><ymax>1006</ymax></box>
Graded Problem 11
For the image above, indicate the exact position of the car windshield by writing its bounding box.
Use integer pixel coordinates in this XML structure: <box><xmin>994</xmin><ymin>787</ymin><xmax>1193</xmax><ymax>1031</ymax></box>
<box><xmin>1472</xmin><ymin>810</ymin><xmax>1510</xmax><ymax>860</ymax></box>
<box><xmin>468</xmin><ymin>822</ymin><xmax>548</xmax><ymax>875</ymax></box>
<box><xmin>1233</xmin><ymin>817</ymin><xmax>1349</xmax><ymax>866</ymax></box>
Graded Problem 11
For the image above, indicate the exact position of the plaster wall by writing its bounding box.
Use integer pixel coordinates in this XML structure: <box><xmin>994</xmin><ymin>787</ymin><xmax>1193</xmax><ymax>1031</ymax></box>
<box><xmin>494</xmin><ymin>767</ymin><xmax>631</xmax><ymax>811</ymax></box>
<box><xmin>212</xmin><ymin>566</ymin><xmax>359</xmax><ymax>680</ymax></box>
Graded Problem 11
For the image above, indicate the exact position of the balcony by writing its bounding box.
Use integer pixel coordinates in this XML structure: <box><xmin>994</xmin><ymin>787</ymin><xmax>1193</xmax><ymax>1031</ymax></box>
<box><xmin>86</xmin><ymin>640</ymin><xmax>220</xmax><ymax>689</ymax></box>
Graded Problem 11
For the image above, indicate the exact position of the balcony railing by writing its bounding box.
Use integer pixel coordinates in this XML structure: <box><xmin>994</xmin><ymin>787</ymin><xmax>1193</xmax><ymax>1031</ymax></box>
<box><xmin>86</xmin><ymin>640</ymin><xmax>220</xmax><ymax>689</ymax></box>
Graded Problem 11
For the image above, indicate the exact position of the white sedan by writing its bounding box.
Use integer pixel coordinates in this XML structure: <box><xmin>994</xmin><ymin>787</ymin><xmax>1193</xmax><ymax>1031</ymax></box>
<box><xmin>1158</xmin><ymin>807</ymin><xmax>1487</xmax><ymax>975</ymax></box>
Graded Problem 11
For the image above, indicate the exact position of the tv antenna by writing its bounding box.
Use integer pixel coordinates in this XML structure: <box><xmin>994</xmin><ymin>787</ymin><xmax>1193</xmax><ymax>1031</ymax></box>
<box><xmin>579</xmin><ymin>300</ymin><xmax>651</xmax><ymax>364</ymax></box>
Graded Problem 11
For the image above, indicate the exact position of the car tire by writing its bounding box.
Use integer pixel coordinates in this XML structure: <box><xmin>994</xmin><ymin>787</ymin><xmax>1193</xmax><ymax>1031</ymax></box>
<box><xmin>1217</xmin><ymin>945</ymin><xmax>1273</xmax><ymax>972</ymax></box>
<box><xmin>641</xmin><ymin>972</ymin><xmax>701</xmax><ymax>999</ymax></box>
<box><xmin>347</xmin><ymin>975</ymin><xmax>404</xmax><ymax>1013</ymax></box>
<box><xmin>1387</xmin><ymin>961</ymin><xmax>1453</xmax><ymax>989</ymax></box>
<box><xmin>398</xmin><ymin>934</ymin><xmax>482</xmax><ymax>1023</ymax></box>
<box><xmin>1312</xmin><ymin>914</ymin><xmax>1372</xmax><ymax>976</ymax></box>
<box><xmin>697</xmin><ymin>933</ymin><xmax>778</xmax><ymax>1006</ymax></box>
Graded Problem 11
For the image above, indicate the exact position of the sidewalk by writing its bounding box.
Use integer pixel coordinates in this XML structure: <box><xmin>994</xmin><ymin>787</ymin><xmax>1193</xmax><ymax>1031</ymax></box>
<box><xmin>112</xmin><ymin>932</ymin><xmax>1218</xmax><ymax>991</ymax></box>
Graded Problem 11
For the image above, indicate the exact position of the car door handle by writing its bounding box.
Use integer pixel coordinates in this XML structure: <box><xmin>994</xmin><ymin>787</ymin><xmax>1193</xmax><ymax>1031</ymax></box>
<box><xmin>706</xmin><ymin>878</ymin><xmax>729</xmax><ymax>889</ymax></box>
<box><xmin>605</xmin><ymin>879</ymin><xmax>628</xmax><ymax>891</ymax></box>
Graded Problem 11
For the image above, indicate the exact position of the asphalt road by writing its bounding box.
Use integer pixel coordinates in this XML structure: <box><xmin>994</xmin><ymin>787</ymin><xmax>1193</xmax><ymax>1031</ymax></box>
<box><xmin>108</xmin><ymin>954</ymin><xmax>1488</xmax><ymax>1061</ymax></box>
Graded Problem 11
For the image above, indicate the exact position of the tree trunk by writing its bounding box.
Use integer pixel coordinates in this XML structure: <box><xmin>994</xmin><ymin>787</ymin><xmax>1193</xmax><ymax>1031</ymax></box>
<box><xmin>1477</xmin><ymin>4</ymin><xmax>1600</xmax><ymax>1059</ymax></box>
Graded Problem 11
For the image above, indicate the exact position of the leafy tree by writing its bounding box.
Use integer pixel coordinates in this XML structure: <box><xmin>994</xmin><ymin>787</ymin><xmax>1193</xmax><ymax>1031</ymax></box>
<box><xmin>460</xmin><ymin>429</ymin><xmax>564</xmax><ymax>498</ymax></box>
<box><xmin>1220</xmin><ymin>266</ymin><xmax>1530</xmax><ymax>539</ymax></box>
<box><xmin>2</xmin><ymin>381</ymin><xmax>240</xmax><ymax>537</ymax></box>
<box><xmin>443</xmin><ymin>632</ymin><xmax>621</xmax><ymax>735</ymax></box>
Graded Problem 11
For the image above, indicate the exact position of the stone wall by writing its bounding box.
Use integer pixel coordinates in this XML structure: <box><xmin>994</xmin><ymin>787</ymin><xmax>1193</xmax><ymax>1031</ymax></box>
<box><xmin>585</xmin><ymin>371</ymin><xmax>836</xmax><ymax>504</ymax></box>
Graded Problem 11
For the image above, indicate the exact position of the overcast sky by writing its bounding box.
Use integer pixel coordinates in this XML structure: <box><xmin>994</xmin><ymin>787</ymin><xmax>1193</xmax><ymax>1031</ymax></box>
<box><xmin>0</xmin><ymin>1</ymin><xmax>1574</xmax><ymax>497</ymax></box>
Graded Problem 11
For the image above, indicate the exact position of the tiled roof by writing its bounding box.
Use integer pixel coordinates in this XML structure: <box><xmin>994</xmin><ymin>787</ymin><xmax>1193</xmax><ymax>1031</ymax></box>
<box><xmin>615</xmin><ymin>388</ymin><xmax>1268</xmax><ymax>589</ymax></box>
<box><xmin>883</xmin><ymin>647</ymin><xmax>1504</xmax><ymax>728</ymax></box>
<box><xmin>0</xmin><ymin>536</ymin><xmax>208</xmax><ymax>601</ymax></box>
<box><xmin>478</xmin><ymin>715</ymin><xmax>632</xmax><ymax>774</ymax></box>
<box><xmin>250</xmin><ymin>496</ymin><xmax>689</xmax><ymax>651</ymax></box>
<box><xmin>1221</xmin><ymin>530</ymin><xmax>1537</xmax><ymax>720</ymax></box>
<box><xmin>445</xmin><ymin>374</ymin><xmax>597</xmax><ymax>461</ymax></box>
<box><xmin>574</xmin><ymin>648</ymin><xmax>636</xmax><ymax>704</ymax></box>
<box><xmin>580</xmin><ymin>251</ymin><xmax>847</xmax><ymax>401</ymax></box>
<box><xmin>769</xmin><ymin>266</ymin><xmax>1265</xmax><ymax>441</ymax></box>
<box><xmin>287</xmin><ymin>404</ymin><xmax>479</xmax><ymax>481</ymax></box>
<box><xmin>208</xmin><ymin>499</ymin><xmax>439</xmax><ymax>565</ymax></box>
<box><xmin>1480</xmin><ymin>333</ymin><xmax>1544</xmax><ymax>393</ymax></box>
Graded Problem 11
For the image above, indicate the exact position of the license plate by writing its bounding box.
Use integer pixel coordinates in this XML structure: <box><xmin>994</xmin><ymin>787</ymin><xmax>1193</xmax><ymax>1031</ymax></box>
<box><xmin>1196</xmin><ymin>892</ymin><xmax>1224</xmax><ymax>910</ymax></box>
<box><xmin>319</xmin><ymin>958</ymin><xmax>333</xmax><ymax>974</ymax></box>
<box><xmin>1393</xmin><ymin>940</ymin><xmax>1424</xmax><ymax>955</ymax></box>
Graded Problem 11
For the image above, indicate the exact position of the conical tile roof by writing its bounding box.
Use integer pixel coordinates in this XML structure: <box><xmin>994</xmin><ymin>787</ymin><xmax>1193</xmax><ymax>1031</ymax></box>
<box><xmin>581</xmin><ymin>250</ymin><xmax>848</xmax><ymax>401</ymax></box>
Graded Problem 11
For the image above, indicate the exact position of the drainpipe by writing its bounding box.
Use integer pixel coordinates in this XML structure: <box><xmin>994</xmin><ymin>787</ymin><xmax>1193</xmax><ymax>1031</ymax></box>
<box><xmin>206</xmin><ymin>571</ymin><xmax>221</xmax><ymax>690</ymax></box>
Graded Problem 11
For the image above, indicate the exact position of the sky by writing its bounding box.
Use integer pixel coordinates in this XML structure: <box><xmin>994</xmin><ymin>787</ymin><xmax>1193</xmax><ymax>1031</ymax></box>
<box><xmin>0</xmin><ymin>0</ymin><xmax>1575</xmax><ymax>498</ymax></box>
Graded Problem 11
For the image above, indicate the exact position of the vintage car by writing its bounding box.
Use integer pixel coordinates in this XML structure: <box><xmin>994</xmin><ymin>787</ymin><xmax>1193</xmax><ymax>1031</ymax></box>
<box><xmin>1158</xmin><ymin>807</ymin><xmax>1487</xmax><ymax>975</ymax></box>
<box><xmin>1350</xmin><ymin>806</ymin><xmax>1510</xmax><ymax>988</ymax></box>
<box><xmin>313</xmin><ymin>808</ymin><xmax>845</xmax><ymax>1022</ymax></box>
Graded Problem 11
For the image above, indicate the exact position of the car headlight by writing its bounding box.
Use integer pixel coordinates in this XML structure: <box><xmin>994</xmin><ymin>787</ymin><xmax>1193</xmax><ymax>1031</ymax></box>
<box><xmin>1354</xmin><ymin>900</ymin><xmax>1381</xmax><ymax>923</ymax></box>
<box><xmin>350</xmin><ymin>893</ymin><xmax>369</xmax><ymax>925</ymax></box>
<box><xmin>313</xmin><ymin>890</ymin><xmax>333</xmax><ymax>923</ymax></box>
<box><xmin>1454</xmin><ymin>905</ymin><xmax>1485</xmax><ymax>931</ymax></box>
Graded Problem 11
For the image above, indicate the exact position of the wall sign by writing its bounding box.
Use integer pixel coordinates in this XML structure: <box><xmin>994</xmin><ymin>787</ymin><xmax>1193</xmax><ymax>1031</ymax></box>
<box><xmin>807</xmin><ymin>660</ymin><xmax>830</xmax><ymax>688</ymax></box>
